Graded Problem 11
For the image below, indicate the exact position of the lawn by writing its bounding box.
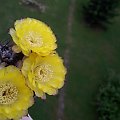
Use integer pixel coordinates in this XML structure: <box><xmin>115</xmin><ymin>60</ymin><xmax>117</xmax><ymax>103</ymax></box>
<box><xmin>65</xmin><ymin>0</ymin><xmax>120</xmax><ymax>120</ymax></box>
<box><xmin>0</xmin><ymin>0</ymin><xmax>120</xmax><ymax>120</ymax></box>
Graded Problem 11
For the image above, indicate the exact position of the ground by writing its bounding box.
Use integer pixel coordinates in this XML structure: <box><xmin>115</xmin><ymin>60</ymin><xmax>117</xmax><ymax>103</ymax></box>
<box><xmin>0</xmin><ymin>0</ymin><xmax>120</xmax><ymax>120</ymax></box>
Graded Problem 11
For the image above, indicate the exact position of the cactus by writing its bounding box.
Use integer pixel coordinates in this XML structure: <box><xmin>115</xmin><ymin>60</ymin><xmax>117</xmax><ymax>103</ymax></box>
<box><xmin>0</xmin><ymin>43</ymin><xmax>23</xmax><ymax>66</ymax></box>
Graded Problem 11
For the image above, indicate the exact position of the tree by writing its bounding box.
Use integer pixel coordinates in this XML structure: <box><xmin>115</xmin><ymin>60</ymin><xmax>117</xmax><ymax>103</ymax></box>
<box><xmin>82</xmin><ymin>0</ymin><xmax>120</xmax><ymax>29</ymax></box>
<box><xmin>96</xmin><ymin>72</ymin><xmax>120</xmax><ymax>120</ymax></box>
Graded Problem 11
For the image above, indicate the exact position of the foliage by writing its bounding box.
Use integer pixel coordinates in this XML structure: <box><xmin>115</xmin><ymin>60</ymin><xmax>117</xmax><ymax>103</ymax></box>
<box><xmin>82</xmin><ymin>0</ymin><xmax>120</xmax><ymax>29</ymax></box>
<box><xmin>97</xmin><ymin>72</ymin><xmax>120</xmax><ymax>120</ymax></box>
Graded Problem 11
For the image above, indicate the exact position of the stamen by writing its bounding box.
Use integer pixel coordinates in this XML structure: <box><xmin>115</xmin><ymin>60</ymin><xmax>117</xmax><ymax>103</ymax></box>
<box><xmin>0</xmin><ymin>83</ymin><xmax>18</xmax><ymax>104</ymax></box>
<box><xmin>25</xmin><ymin>31</ymin><xmax>43</xmax><ymax>47</ymax></box>
<box><xmin>34</xmin><ymin>64</ymin><xmax>53</xmax><ymax>83</ymax></box>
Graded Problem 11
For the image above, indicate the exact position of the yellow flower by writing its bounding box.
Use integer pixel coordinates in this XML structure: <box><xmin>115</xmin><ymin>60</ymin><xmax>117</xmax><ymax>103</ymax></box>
<box><xmin>0</xmin><ymin>66</ymin><xmax>34</xmax><ymax>120</ymax></box>
<box><xmin>22</xmin><ymin>53</ymin><xmax>66</xmax><ymax>98</ymax></box>
<box><xmin>9</xmin><ymin>18</ymin><xmax>57</xmax><ymax>56</ymax></box>
<box><xmin>0</xmin><ymin>113</ymin><xmax>7</xmax><ymax>120</ymax></box>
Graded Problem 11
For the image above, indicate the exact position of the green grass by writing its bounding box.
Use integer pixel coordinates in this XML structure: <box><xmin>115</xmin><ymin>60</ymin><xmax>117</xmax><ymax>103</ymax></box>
<box><xmin>1</xmin><ymin>0</ymin><xmax>120</xmax><ymax>120</ymax></box>
<box><xmin>65</xmin><ymin>0</ymin><xmax>120</xmax><ymax>120</ymax></box>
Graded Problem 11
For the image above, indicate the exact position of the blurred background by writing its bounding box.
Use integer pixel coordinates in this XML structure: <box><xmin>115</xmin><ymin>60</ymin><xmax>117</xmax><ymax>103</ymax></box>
<box><xmin>1</xmin><ymin>0</ymin><xmax>120</xmax><ymax>120</ymax></box>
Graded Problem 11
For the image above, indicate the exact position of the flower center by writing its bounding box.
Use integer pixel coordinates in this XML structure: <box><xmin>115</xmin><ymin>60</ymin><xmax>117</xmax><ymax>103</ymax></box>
<box><xmin>25</xmin><ymin>31</ymin><xmax>43</xmax><ymax>47</ymax></box>
<box><xmin>0</xmin><ymin>83</ymin><xmax>18</xmax><ymax>104</ymax></box>
<box><xmin>34</xmin><ymin>64</ymin><xmax>53</xmax><ymax>83</ymax></box>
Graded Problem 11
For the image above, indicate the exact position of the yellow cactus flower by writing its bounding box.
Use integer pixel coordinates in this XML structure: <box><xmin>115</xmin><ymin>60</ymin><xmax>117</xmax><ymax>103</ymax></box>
<box><xmin>0</xmin><ymin>66</ymin><xmax>34</xmax><ymax>120</ymax></box>
<box><xmin>22</xmin><ymin>53</ymin><xmax>66</xmax><ymax>98</ymax></box>
<box><xmin>0</xmin><ymin>113</ymin><xmax>7</xmax><ymax>120</ymax></box>
<box><xmin>9</xmin><ymin>18</ymin><xmax>57</xmax><ymax>56</ymax></box>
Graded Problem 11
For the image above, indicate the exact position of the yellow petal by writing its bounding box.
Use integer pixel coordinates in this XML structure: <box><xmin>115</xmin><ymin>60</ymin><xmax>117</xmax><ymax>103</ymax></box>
<box><xmin>10</xmin><ymin>18</ymin><xmax>57</xmax><ymax>56</ymax></box>
<box><xmin>0</xmin><ymin>66</ymin><xmax>34</xmax><ymax>120</ymax></box>
<box><xmin>22</xmin><ymin>53</ymin><xmax>66</xmax><ymax>97</ymax></box>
